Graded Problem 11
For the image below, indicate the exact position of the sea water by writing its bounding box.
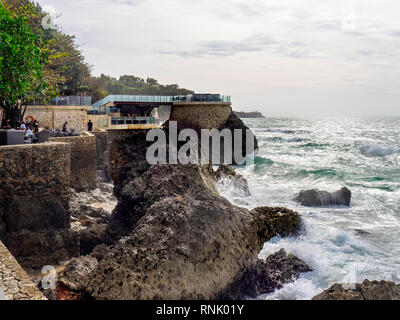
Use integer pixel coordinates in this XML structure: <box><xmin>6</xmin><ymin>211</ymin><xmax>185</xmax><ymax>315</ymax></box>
<box><xmin>217</xmin><ymin>117</ymin><xmax>400</xmax><ymax>300</ymax></box>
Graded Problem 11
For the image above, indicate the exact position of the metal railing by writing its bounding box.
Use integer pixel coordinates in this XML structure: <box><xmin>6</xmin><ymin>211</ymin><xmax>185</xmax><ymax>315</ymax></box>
<box><xmin>110</xmin><ymin>116</ymin><xmax>156</xmax><ymax>125</ymax></box>
<box><xmin>52</xmin><ymin>96</ymin><xmax>91</xmax><ymax>106</ymax></box>
<box><xmin>92</xmin><ymin>94</ymin><xmax>231</xmax><ymax>110</ymax></box>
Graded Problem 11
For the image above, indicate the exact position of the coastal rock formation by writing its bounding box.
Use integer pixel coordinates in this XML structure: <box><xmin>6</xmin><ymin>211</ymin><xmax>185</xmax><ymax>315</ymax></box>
<box><xmin>313</xmin><ymin>280</ymin><xmax>400</xmax><ymax>300</ymax></box>
<box><xmin>83</xmin><ymin>130</ymin><xmax>301</xmax><ymax>300</ymax></box>
<box><xmin>234</xmin><ymin>111</ymin><xmax>265</xmax><ymax>119</ymax></box>
<box><xmin>218</xmin><ymin>112</ymin><xmax>259</xmax><ymax>165</ymax></box>
<box><xmin>58</xmin><ymin>256</ymin><xmax>98</xmax><ymax>291</ymax></box>
<box><xmin>220</xmin><ymin>249</ymin><xmax>311</xmax><ymax>299</ymax></box>
<box><xmin>215</xmin><ymin>164</ymin><xmax>251</xmax><ymax>196</ymax></box>
<box><xmin>294</xmin><ymin>187</ymin><xmax>351</xmax><ymax>207</ymax></box>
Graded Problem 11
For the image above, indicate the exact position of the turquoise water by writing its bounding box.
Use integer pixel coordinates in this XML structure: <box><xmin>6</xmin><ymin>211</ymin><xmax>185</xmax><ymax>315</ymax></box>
<box><xmin>218</xmin><ymin>117</ymin><xmax>400</xmax><ymax>300</ymax></box>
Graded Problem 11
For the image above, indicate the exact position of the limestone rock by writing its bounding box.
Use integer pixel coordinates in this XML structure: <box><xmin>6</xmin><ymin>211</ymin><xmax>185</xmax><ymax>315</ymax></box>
<box><xmin>294</xmin><ymin>187</ymin><xmax>351</xmax><ymax>207</ymax></box>
<box><xmin>83</xmin><ymin>129</ymin><xmax>301</xmax><ymax>300</ymax></box>
<box><xmin>313</xmin><ymin>280</ymin><xmax>400</xmax><ymax>300</ymax></box>
<box><xmin>220</xmin><ymin>249</ymin><xmax>311</xmax><ymax>299</ymax></box>
<box><xmin>58</xmin><ymin>256</ymin><xmax>98</xmax><ymax>291</ymax></box>
<box><xmin>89</xmin><ymin>244</ymin><xmax>110</xmax><ymax>261</ymax></box>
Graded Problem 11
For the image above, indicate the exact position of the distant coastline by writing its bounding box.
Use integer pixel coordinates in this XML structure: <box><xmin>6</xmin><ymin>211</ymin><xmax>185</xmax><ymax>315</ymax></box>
<box><xmin>234</xmin><ymin>111</ymin><xmax>266</xmax><ymax>119</ymax></box>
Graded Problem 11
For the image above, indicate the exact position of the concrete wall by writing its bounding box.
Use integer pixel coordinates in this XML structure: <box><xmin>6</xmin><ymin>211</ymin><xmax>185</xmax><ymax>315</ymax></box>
<box><xmin>170</xmin><ymin>102</ymin><xmax>232</xmax><ymax>129</ymax></box>
<box><xmin>49</xmin><ymin>132</ymin><xmax>97</xmax><ymax>192</ymax></box>
<box><xmin>0</xmin><ymin>241</ymin><xmax>46</xmax><ymax>300</ymax></box>
<box><xmin>25</xmin><ymin>105</ymin><xmax>90</xmax><ymax>131</ymax></box>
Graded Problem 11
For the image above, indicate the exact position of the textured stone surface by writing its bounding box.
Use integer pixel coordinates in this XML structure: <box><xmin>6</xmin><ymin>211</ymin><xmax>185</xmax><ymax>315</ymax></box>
<box><xmin>50</xmin><ymin>132</ymin><xmax>97</xmax><ymax>192</ymax></box>
<box><xmin>220</xmin><ymin>249</ymin><xmax>311</xmax><ymax>299</ymax></box>
<box><xmin>170</xmin><ymin>102</ymin><xmax>232</xmax><ymax>130</ymax></box>
<box><xmin>0</xmin><ymin>142</ymin><xmax>71</xmax><ymax>208</ymax></box>
<box><xmin>313</xmin><ymin>280</ymin><xmax>400</xmax><ymax>300</ymax></box>
<box><xmin>92</xmin><ymin>130</ymin><xmax>108</xmax><ymax>169</ymax></box>
<box><xmin>0</xmin><ymin>241</ymin><xmax>46</xmax><ymax>300</ymax></box>
<box><xmin>0</xmin><ymin>143</ymin><xmax>76</xmax><ymax>268</ymax></box>
<box><xmin>84</xmin><ymin>130</ymin><xmax>302</xmax><ymax>300</ymax></box>
<box><xmin>25</xmin><ymin>105</ymin><xmax>90</xmax><ymax>131</ymax></box>
<box><xmin>58</xmin><ymin>256</ymin><xmax>98</xmax><ymax>291</ymax></box>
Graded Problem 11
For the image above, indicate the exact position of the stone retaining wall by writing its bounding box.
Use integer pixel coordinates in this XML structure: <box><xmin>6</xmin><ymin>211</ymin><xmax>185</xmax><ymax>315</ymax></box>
<box><xmin>0</xmin><ymin>241</ymin><xmax>46</xmax><ymax>300</ymax></box>
<box><xmin>92</xmin><ymin>130</ymin><xmax>108</xmax><ymax>169</ymax></box>
<box><xmin>25</xmin><ymin>105</ymin><xmax>90</xmax><ymax>131</ymax></box>
<box><xmin>0</xmin><ymin>142</ymin><xmax>71</xmax><ymax>208</ymax></box>
<box><xmin>170</xmin><ymin>102</ymin><xmax>232</xmax><ymax>129</ymax></box>
<box><xmin>49</xmin><ymin>132</ymin><xmax>97</xmax><ymax>192</ymax></box>
<box><xmin>0</xmin><ymin>142</ymin><xmax>75</xmax><ymax>269</ymax></box>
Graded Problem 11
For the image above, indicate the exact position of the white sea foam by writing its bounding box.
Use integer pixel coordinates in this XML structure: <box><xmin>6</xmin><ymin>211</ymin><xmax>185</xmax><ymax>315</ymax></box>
<box><xmin>227</xmin><ymin>117</ymin><xmax>400</xmax><ymax>300</ymax></box>
<box><xmin>360</xmin><ymin>144</ymin><xmax>399</xmax><ymax>157</ymax></box>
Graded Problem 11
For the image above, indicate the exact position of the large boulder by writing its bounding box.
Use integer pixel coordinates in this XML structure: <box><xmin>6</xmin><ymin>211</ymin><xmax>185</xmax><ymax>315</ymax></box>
<box><xmin>220</xmin><ymin>249</ymin><xmax>311</xmax><ymax>299</ymax></box>
<box><xmin>313</xmin><ymin>280</ymin><xmax>400</xmax><ymax>300</ymax></box>
<box><xmin>294</xmin><ymin>187</ymin><xmax>351</xmax><ymax>207</ymax></box>
<box><xmin>58</xmin><ymin>256</ymin><xmax>98</xmax><ymax>291</ymax></box>
<box><xmin>83</xmin><ymin>130</ymin><xmax>301</xmax><ymax>300</ymax></box>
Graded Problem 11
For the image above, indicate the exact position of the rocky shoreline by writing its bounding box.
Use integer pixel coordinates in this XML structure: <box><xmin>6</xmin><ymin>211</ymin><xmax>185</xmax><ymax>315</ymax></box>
<box><xmin>5</xmin><ymin>110</ymin><xmax>396</xmax><ymax>301</ymax></box>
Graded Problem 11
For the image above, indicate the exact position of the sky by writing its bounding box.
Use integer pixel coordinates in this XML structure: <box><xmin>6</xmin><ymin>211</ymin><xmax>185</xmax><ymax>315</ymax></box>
<box><xmin>37</xmin><ymin>0</ymin><xmax>400</xmax><ymax>117</ymax></box>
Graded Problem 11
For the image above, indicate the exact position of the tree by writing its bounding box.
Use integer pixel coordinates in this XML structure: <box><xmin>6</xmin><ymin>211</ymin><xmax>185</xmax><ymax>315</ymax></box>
<box><xmin>0</xmin><ymin>3</ymin><xmax>49</xmax><ymax>123</ymax></box>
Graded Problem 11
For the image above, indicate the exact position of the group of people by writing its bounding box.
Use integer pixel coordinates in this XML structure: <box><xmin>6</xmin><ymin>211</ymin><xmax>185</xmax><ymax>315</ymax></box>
<box><xmin>1</xmin><ymin>118</ymin><xmax>40</xmax><ymax>139</ymax></box>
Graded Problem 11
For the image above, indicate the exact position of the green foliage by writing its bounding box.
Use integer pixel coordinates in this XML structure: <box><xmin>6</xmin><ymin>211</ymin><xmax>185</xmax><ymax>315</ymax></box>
<box><xmin>1</xmin><ymin>0</ymin><xmax>194</xmax><ymax>108</ymax></box>
<box><xmin>0</xmin><ymin>2</ymin><xmax>48</xmax><ymax>110</ymax></box>
<box><xmin>92</xmin><ymin>74</ymin><xmax>194</xmax><ymax>102</ymax></box>
<box><xmin>2</xmin><ymin>0</ymin><xmax>91</xmax><ymax>98</ymax></box>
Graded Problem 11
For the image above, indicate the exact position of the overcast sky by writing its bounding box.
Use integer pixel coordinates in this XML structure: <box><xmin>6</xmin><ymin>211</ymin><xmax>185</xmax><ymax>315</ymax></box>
<box><xmin>37</xmin><ymin>0</ymin><xmax>400</xmax><ymax>117</ymax></box>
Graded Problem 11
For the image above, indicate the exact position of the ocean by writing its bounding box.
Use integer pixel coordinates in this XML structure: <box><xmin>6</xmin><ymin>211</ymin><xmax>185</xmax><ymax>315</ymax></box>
<box><xmin>218</xmin><ymin>117</ymin><xmax>400</xmax><ymax>300</ymax></box>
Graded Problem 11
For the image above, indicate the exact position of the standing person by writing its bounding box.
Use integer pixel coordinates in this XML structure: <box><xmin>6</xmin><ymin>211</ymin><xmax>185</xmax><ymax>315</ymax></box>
<box><xmin>33</xmin><ymin>120</ymin><xmax>39</xmax><ymax>133</ymax></box>
<box><xmin>87</xmin><ymin>119</ymin><xmax>93</xmax><ymax>132</ymax></box>
<box><xmin>62</xmin><ymin>122</ymin><xmax>68</xmax><ymax>133</ymax></box>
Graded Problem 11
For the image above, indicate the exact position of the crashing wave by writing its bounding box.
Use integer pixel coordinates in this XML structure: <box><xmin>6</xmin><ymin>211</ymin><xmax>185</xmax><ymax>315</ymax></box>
<box><xmin>360</xmin><ymin>145</ymin><xmax>399</xmax><ymax>157</ymax></box>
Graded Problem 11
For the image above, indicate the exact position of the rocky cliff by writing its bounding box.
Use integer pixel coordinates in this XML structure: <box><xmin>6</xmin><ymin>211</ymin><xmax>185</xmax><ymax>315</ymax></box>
<box><xmin>81</xmin><ymin>126</ymin><xmax>301</xmax><ymax>300</ymax></box>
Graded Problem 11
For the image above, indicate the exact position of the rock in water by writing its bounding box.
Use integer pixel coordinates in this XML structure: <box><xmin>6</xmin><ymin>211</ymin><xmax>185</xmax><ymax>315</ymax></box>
<box><xmin>313</xmin><ymin>280</ymin><xmax>400</xmax><ymax>300</ymax></box>
<box><xmin>215</xmin><ymin>164</ymin><xmax>251</xmax><ymax>196</ymax></box>
<box><xmin>294</xmin><ymin>187</ymin><xmax>351</xmax><ymax>207</ymax></box>
<box><xmin>84</xmin><ymin>130</ymin><xmax>301</xmax><ymax>300</ymax></box>
<box><xmin>220</xmin><ymin>249</ymin><xmax>311</xmax><ymax>299</ymax></box>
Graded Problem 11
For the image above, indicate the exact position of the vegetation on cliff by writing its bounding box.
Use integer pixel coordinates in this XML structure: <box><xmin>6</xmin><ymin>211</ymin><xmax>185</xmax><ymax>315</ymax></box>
<box><xmin>0</xmin><ymin>0</ymin><xmax>194</xmax><ymax>114</ymax></box>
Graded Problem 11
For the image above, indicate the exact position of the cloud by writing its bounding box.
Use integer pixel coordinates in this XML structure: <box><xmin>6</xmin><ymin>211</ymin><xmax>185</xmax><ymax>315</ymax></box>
<box><xmin>159</xmin><ymin>34</ymin><xmax>319</xmax><ymax>59</ymax></box>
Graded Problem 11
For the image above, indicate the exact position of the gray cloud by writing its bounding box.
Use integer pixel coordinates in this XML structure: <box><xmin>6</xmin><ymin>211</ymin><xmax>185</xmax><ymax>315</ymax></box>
<box><xmin>159</xmin><ymin>34</ymin><xmax>318</xmax><ymax>59</ymax></box>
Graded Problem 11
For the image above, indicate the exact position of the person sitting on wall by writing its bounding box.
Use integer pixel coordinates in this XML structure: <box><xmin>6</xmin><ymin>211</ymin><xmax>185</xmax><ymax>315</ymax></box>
<box><xmin>25</xmin><ymin>127</ymin><xmax>34</xmax><ymax>138</ymax></box>
<box><xmin>62</xmin><ymin>122</ymin><xmax>68</xmax><ymax>133</ymax></box>
<box><xmin>1</xmin><ymin>118</ymin><xmax>12</xmax><ymax>129</ymax></box>
<box><xmin>20</xmin><ymin>121</ymin><xmax>27</xmax><ymax>130</ymax></box>
<box><xmin>87</xmin><ymin>119</ymin><xmax>93</xmax><ymax>132</ymax></box>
